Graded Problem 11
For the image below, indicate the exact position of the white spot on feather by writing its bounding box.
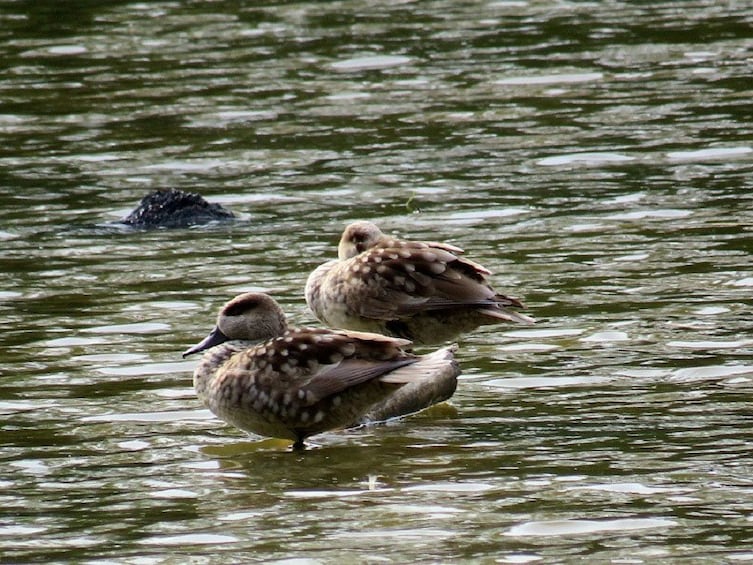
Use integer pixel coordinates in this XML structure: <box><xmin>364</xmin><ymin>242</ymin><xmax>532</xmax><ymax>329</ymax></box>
<box><xmin>428</xmin><ymin>262</ymin><xmax>446</xmax><ymax>274</ymax></box>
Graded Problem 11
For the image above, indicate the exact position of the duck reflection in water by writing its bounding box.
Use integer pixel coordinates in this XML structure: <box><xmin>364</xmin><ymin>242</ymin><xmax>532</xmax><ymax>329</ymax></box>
<box><xmin>183</xmin><ymin>292</ymin><xmax>459</xmax><ymax>450</ymax></box>
<box><xmin>306</xmin><ymin>221</ymin><xmax>534</xmax><ymax>345</ymax></box>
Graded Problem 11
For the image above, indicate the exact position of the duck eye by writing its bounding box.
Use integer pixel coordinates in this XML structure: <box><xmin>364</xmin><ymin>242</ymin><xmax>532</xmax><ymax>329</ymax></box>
<box><xmin>225</xmin><ymin>300</ymin><xmax>257</xmax><ymax>316</ymax></box>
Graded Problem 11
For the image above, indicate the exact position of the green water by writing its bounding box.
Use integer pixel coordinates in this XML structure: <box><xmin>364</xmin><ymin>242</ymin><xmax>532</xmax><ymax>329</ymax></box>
<box><xmin>2</xmin><ymin>0</ymin><xmax>753</xmax><ymax>562</ymax></box>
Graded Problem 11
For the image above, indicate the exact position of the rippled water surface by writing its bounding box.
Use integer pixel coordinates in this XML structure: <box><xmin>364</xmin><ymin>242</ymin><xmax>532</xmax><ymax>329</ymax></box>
<box><xmin>2</xmin><ymin>1</ymin><xmax>753</xmax><ymax>562</ymax></box>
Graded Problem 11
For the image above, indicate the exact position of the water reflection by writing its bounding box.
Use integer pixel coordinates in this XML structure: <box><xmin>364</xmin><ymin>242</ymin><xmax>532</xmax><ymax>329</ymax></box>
<box><xmin>2</xmin><ymin>0</ymin><xmax>753</xmax><ymax>562</ymax></box>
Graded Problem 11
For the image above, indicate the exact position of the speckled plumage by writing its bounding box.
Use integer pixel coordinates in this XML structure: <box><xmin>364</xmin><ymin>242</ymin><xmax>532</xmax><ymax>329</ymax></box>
<box><xmin>183</xmin><ymin>292</ymin><xmax>459</xmax><ymax>448</ymax></box>
<box><xmin>305</xmin><ymin>221</ymin><xmax>534</xmax><ymax>345</ymax></box>
<box><xmin>121</xmin><ymin>189</ymin><xmax>234</xmax><ymax>228</ymax></box>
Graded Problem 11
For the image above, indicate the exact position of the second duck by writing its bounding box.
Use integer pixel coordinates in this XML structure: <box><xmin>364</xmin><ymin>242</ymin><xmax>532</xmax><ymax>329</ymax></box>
<box><xmin>306</xmin><ymin>221</ymin><xmax>534</xmax><ymax>345</ymax></box>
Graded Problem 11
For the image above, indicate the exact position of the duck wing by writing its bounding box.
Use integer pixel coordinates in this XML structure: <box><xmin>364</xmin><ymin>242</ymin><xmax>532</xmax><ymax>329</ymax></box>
<box><xmin>343</xmin><ymin>240</ymin><xmax>522</xmax><ymax>319</ymax></box>
<box><xmin>226</xmin><ymin>328</ymin><xmax>418</xmax><ymax>404</ymax></box>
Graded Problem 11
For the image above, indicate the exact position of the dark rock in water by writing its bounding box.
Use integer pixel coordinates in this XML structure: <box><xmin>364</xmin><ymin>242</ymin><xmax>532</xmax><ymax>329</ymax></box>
<box><xmin>121</xmin><ymin>189</ymin><xmax>235</xmax><ymax>228</ymax></box>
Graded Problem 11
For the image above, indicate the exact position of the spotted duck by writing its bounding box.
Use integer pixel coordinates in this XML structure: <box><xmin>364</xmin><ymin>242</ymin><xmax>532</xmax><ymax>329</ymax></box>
<box><xmin>183</xmin><ymin>292</ymin><xmax>459</xmax><ymax>449</ymax></box>
<box><xmin>305</xmin><ymin>221</ymin><xmax>534</xmax><ymax>345</ymax></box>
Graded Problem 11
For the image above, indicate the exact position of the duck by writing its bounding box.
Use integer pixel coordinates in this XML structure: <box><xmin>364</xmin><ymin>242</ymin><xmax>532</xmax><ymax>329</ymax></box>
<box><xmin>120</xmin><ymin>189</ymin><xmax>234</xmax><ymax>229</ymax></box>
<box><xmin>182</xmin><ymin>292</ymin><xmax>459</xmax><ymax>449</ymax></box>
<box><xmin>305</xmin><ymin>221</ymin><xmax>534</xmax><ymax>345</ymax></box>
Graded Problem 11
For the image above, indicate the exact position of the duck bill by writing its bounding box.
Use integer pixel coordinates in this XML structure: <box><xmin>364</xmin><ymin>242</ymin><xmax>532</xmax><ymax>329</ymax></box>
<box><xmin>182</xmin><ymin>326</ymin><xmax>229</xmax><ymax>358</ymax></box>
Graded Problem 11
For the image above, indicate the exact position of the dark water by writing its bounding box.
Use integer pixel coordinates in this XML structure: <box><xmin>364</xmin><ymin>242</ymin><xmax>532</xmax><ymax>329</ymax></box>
<box><xmin>2</xmin><ymin>0</ymin><xmax>753</xmax><ymax>562</ymax></box>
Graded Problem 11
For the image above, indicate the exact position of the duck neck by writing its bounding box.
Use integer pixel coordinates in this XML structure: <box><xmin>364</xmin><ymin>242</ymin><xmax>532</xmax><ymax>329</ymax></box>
<box><xmin>193</xmin><ymin>341</ymin><xmax>253</xmax><ymax>406</ymax></box>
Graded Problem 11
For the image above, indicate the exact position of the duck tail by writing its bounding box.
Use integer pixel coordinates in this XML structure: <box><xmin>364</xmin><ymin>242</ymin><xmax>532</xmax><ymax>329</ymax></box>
<box><xmin>360</xmin><ymin>346</ymin><xmax>460</xmax><ymax>424</ymax></box>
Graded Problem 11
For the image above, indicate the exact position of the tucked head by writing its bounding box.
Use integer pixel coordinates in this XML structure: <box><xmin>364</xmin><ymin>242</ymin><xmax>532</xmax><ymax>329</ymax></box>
<box><xmin>182</xmin><ymin>292</ymin><xmax>287</xmax><ymax>357</ymax></box>
<box><xmin>337</xmin><ymin>221</ymin><xmax>386</xmax><ymax>260</ymax></box>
